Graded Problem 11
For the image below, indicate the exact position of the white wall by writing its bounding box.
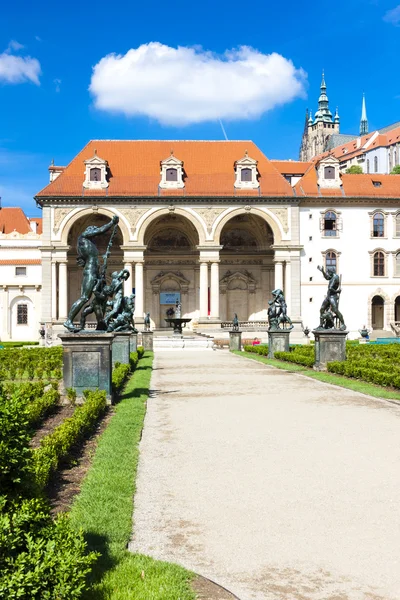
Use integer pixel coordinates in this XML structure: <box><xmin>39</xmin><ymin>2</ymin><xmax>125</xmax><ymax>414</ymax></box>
<box><xmin>300</xmin><ymin>205</ymin><xmax>400</xmax><ymax>338</ymax></box>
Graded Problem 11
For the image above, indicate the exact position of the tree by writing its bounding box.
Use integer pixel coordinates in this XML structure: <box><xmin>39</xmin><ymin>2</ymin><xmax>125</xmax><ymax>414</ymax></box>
<box><xmin>345</xmin><ymin>165</ymin><xmax>363</xmax><ymax>174</ymax></box>
<box><xmin>390</xmin><ymin>164</ymin><xmax>400</xmax><ymax>174</ymax></box>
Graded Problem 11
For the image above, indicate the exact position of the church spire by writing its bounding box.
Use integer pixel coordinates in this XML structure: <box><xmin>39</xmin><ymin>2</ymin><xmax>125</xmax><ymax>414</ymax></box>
<box><xmin>314</xmin><ymin>70</ymin><xmax>333</xmax><ymax>123</ymax></box>
<box><xmin>360</xmin><ymin>93</ymin><xmax>368</xmax><ymax>135</ymax></box>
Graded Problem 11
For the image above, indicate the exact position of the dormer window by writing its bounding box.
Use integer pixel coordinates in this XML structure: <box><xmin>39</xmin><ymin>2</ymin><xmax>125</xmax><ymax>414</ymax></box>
<box><xmin>324</xmin><ymin>166</ymin><xmax>335</xmax><ymax>179</ymax></box>
<box><xmin>83</xmin><ymin>151</ymin><xmax>109</xmax><ymax>190</ymax></box>
<box><xmin>160</xmin><ymin>152</ymin><xmax>184</xmax><ymax>189</ymax></box>
<box><xmin>317</xmin><ymin>155</ymin><xmax>341</xmax><ymax>189</ymax></box>
<box><xmin>234</xmin><ymin>151</ymin><xmax>259</xmax><ymax>189</ymax></box>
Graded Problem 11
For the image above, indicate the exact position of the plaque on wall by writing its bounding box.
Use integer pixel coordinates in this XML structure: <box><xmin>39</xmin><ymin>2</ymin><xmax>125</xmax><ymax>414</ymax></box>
<box><xmin>160</xmin><ymin>292</ymin><xmax>181</xmax><ymax>305</ymax></box>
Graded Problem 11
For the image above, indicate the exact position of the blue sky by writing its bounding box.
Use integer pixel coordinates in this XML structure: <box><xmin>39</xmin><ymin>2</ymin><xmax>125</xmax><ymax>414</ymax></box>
<box><xmin>1</xmin><ymin>0</ymin><xmax>400</xmax><ymax>217</ymax></box>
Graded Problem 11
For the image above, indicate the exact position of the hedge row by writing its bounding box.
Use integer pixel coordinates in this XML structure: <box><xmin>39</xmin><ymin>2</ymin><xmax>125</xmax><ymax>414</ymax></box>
<box><xmin>112</xmin><ymin>347</ymin><xmax>144</xmax><ymax>395</ymax></box>
<box><xmin>274</xmin><ymin>350</ymin><xmax>314</xmax><ymax>367</ymax></box>
<box><xmin>243</xmin><ymin>344</ymin><xmax>269</xmax><ymax>355</ymax></box>
<box><xmin>0</xmin><ymin>347</ymin><xmax>63</xmax><ymax>381</ymax></box>
<box><xmin>33</xmin><ymin>389</ymin><xmax>107</xmax><ymax>489</ymax></box>
<box><xmin>327</xmin><ymin>361</ymin><xmax>400</xmax><ymax>389</ymax></box>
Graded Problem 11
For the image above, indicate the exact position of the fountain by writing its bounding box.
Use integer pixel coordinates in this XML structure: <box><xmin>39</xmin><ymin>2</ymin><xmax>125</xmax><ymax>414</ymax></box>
<box><xmin>164</xmin><ymin>300</ymin><xmax>192</xmax><ymax>334</ymax></box>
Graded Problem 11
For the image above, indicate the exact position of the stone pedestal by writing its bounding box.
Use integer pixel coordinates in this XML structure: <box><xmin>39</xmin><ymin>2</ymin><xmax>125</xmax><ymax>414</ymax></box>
<box><xmin>58</xmin><ymin>332</ymin><xmax>114</xmax><ymax>404</ymax></box>
<box><xmin>112</xmin><ymin>332</ymin><xmax>131</xmax><ymax>367</ymax></box>
<box><xmin>313</xmin><ymin>329</ymin><xmax>348</xmax><ymax>371</ymax></box>
<box><xmin>268</xmin><ymin>329</ymin><xmax>291</xmax><ymax>358</ymax></box>
<box><xmin>229</xmin><ymin>331</ymin><xmax>242</xmax><ymax>351</ymax></box>
<box><xmin>129</xmin><ymin>332</ymin><xmax>138</xmax><ymax>353</ymax></box>
<box><xmin>142</xmin><ymin>330</ymin><xmax>153</xmax><ymax>351</ymax></box>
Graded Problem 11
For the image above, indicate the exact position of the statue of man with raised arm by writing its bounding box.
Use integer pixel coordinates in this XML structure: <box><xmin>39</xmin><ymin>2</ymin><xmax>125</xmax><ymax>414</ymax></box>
<box><xmin>64</xmin><ymin>215</ymin><xmax>119</xmax><ymax>332</ymax></box>
<box><xmin>317</xmin><ymin>265</ymin><xmax>346</xmax><ymax>330</ymax></box>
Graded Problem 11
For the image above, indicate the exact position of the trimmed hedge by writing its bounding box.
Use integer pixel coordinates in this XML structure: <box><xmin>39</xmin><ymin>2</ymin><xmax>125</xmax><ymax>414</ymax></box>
<box><xmin>243</xmin><ymin>344</ymin><xmax>269</xmax><ymax>355</ymax></box>
<box><xmin>33</xmin><ymin>390</ymin><xmax>107</xmax><ymax>489</ymax></box>
<box><xmin>274</xmin><ymin>350</ymin><xmax>314</xmax><ymax>367</ymax></box>
<box><xmin>0</xmin><ymin>347</ymin><xmax>63</xmax><ymax>381</ymax></box>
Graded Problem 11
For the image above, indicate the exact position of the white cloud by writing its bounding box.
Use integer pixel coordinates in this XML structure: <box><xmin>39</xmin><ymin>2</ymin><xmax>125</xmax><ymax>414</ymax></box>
<box><xmin>53</xmin><ymin>78</ymin><xmax>61</xmax><ymax>92</ymax></box>
<box><xmin>90</xmin><ymin>43</ymin><xmax>306</xmax><ymax>126</ymax></box>
<box><xmin>0</xmin><ymin>46</ymin><xmax>41</xmax><ymax>84</ymax></box>
<box><xmin>7</xmin><ymin>40</ymin><xmax>24</xmax><ymax>52</ymax></box>
<box><xmin>383</xmin><ymin>5</ymin><xmax>400</xmax><ymax>25</ymax></box>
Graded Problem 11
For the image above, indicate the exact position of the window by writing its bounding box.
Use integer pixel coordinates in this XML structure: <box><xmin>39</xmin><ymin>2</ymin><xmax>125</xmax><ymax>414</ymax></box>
<box><xmin>373</xmin><ymin>181</ymin><xmax>382</xmax><ymax>187</ymax></box>
<box><xmin>17</xmin><ymin>304</ymin><xmax>28</xmax><ymax>325</ymax></box>
<box><xmin>373</xmin><ymin>251</ymin><xmax>385</xmax><ymax>276</ymax></box>
<box><xmin>326</xmin><ymin>251</ymin><xmax>337</xmax><ymax>270</ymax></box>
<box><xmin>396</xmin><ymin>214</ymin><xmax>400</xmax><ymax>237</ymax></box>
<box><xmin>374</xmin><ymin>156</ymin><xmax>378</xmax><ymax>173</ymax></box>
<box><xmin>324</xmin><ymin>211</ymin><xmax>337</xmax><ymax>236</ymax></box>
<box><xmin>166</xmin><ymin>168</ymin><xmax>178</xmax><ymax>182</ymax></box>
<box><xmin>324</xmin><ymin>166</ymin><xmax>335</xmax><ymax>179</ymax></box>
<box><xmin>396</xmin><ymin>252</ymin><xmax>400</xmax><ymax>276</ymax></box>
<box><xmin>90</xmin><ymin>167</ymin><xmax>101</xmax><ymax>182</ymax></box>
<box><xmin>15</xmin><ymin>267</ymin><xmax>26</xmax><ymax>276</ymax></box>
<box><xmin>241</xmin><ymin>168</ymin><xmax>252</xmax><ymax>182</ymax></box>
<box><xmin>367</xmin><ymin>159</ymin><xmax>370</xmax><ymax>173</ymax></box>
<box><xmin>373</xmin><ymin>213</ymin><xmax>384</xmax><ymax>237</ymax></box>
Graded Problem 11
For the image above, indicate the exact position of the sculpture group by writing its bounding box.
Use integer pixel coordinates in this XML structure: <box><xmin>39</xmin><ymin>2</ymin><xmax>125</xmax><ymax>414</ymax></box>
<box><xmin>64</xmin><ymin>216</ymin><xmax>137</xmax><ymax>333</ymax></box>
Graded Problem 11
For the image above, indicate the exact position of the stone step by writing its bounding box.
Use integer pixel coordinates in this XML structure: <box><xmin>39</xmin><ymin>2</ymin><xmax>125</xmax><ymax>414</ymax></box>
<box><xmin>154</xmin><ymin>336</ymin><xmax>214</xmax><ymax>351</ymax></box>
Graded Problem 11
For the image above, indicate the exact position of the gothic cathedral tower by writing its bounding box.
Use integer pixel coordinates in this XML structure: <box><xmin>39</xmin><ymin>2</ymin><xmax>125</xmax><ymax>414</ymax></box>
<box><xmin>299</xmin><ymin>72</ymin><xmax>340</xmax><ymax>161</ymax></box>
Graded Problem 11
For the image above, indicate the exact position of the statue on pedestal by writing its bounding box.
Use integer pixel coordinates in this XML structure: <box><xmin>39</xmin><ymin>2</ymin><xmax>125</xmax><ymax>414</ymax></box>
<box><xmin>232</xmin><ymin>313</ymin><xmax>239</xmax><ymax>331</ymax></box>
<box><xmin>316</xmin><ymin>266</ymin><xmax>346</xmax><ymax>330</ymax></box>
<box><xmin>267</xmin><ymin>288</ymin><xmax>293</xmax><ymax>331</ymax></box>
<box><xmin>144</xmin><ymin>313</ymin><xmax>151</xmax><ymax>331</ymax></box>
<box><xmin>64</xmin><ymin>215</ymin><xmax>119</xmax><ymax>332</ymax></box>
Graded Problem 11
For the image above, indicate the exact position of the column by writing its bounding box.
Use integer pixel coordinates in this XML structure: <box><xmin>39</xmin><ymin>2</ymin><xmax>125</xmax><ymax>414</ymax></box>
<box><xmin>199</xmin><ymin>262</ymin><xmax>208</xmax><ymax>319</ymax></box>
<box><xmin>290</xmin><ymin>251</ymin><xmax>301</xmax><ymax>320</ymax></box>
<box><xmin>210</xmin><ymin>261</ymin><xmax>220</xmax><ymax>320</ymax></box>
<box><xmin>58</xmin><ymin>262</ymin><xmax>68</xmax><ymax>321</ymax></box>
<box><xmin>274</xmin><ymin>260</ymin><xmax>284</xmax><ymax>290</ymax></box>
<box><xmin>284</xmin><ymin>260</ymin><xmax>292</xmax><ymax>314</ymax></box>
<box><xmin>51</xmin><ymin>262</ymin><xmax>57</xmax><ymax>320</ymax></box>
<box><xmin>134</xmin><ymin>261</ymin><xmax>144</xmax><ymax>319</ymax></box>
<box><xmin>124</xmin><ymin>263</ymin><xmax>133</xmax><ymax>297</ymax></box>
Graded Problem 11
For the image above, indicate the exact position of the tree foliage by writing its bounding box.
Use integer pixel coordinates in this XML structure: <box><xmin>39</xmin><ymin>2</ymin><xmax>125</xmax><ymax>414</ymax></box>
<box><xmin>390</xmin><ymin>164</ymin><xmax>400</xmax><ymax>174</ymax></box>
<box><xmin>345</xmin><ymin>165</ymin><xmax>363</xmax><ymax>174</ymax></box>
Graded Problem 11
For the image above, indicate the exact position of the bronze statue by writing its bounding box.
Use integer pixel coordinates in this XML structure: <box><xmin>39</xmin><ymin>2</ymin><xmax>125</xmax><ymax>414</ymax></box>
<box><xmin>316</xmin><ymin>265</ymin><xmax>346</xmax><ymax>330</ymax></box>
<box><xmin>232</xmin><ymin>313</ymin><xmax>239</xmax><ymax>331</ymax></box>
<box><xmin>268</xmin><ymin>288</ymin><xmax>293</xmax><ymax>331</ymax></box>
<box><xmin>107</xmin><ymin>294</ymin><xmax>137</xmax><ymax>332</ymax></box>
<box><xmin>144</xmin><ymin>312</ymin><xmax>151</xmax><ymax>331</ymax></box>
<box><xmin>64</xmin><ymin>215</ymin><xmax>119</xmax><ymax>332</ymax></box>
<box><xmin>104</xmin><ymin>269</ymin><xmax>130</xmax><ymax>326</ymax></box>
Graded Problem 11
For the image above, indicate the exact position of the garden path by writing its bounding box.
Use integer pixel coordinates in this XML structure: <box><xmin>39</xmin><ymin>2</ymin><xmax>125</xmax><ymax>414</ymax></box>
<box><xmin>130</xmin><ymin>350</ymin><xmax>400</xmax><ymax>600</ymax></box>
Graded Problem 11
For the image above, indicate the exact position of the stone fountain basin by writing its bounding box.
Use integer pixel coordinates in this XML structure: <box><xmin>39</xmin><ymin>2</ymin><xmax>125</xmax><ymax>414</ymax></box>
<box><xmin>165</xmin><ymin>318</ymin><xmax>192</xmax><ymax>334</ymax></box>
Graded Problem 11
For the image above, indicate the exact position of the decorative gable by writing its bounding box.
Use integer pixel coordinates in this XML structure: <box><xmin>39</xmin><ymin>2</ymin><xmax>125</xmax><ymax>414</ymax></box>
<box><xmin>83</xmin><ymin>151</ymin><xmax>109</xmax><ymax>189</ymax></box>
<box><xmin>159</xmin><ymin>151</ymin><xmax>185</xmax><ymax>189</ymax></box>
<box><xmin>234</xmin><ymin>150</ymin><xmax>259</xmax><ymax>190</ymax></box>
<box><xmin>317</xmin><ymin>155</ymin><xmax>341</xmax><ymax>189</ymax></box>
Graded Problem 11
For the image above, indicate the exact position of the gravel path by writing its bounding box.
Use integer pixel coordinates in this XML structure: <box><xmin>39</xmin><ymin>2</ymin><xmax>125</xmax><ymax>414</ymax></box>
<box><xmin>129</xmin><ymin>351</ymin><xmax>400</xmax><ymax>600</ymax></box>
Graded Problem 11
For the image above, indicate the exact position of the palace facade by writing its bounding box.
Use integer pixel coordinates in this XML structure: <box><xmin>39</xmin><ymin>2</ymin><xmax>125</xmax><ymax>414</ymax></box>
<box><xmin>1</xmin><ymin>139</ymin><xmax>400</xmax><ymax>342</ymax></box>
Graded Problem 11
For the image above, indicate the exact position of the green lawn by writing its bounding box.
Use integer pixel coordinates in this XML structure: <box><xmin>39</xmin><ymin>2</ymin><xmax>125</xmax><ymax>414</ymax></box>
<box><xmin>70</xmin><ymin>352</ymin><xmax>195</xmax><ymax>600</ymax></box>
<box><xmin>233</xmin><ymin>350</ymin><xmax>400</xmax><ymax>403</ymax></box>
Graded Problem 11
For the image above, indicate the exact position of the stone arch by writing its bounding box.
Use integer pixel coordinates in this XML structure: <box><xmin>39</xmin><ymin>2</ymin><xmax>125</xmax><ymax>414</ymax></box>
<box><xmin>10</xmin><ymin>294</ymin><xmax>36</xmax><ymax>341</ymax></box>
<box><xmin>60</xmin><ymin>207</ymin><xmax>130</xmax><ymax>246</ymax></box>
<box><xmin>135</xmin><ymin>207</ymin><xmax>207</xmax><ymax>246</ymax></box>
<box><xmin>212</xmin><ymin>207</ymin><xmax>283</xmax><ymax>245</ymax></box>
<box><xmin>368</xmin><ymin>288</ymin><xmax>390</xmax><ymax>330</ymax></box>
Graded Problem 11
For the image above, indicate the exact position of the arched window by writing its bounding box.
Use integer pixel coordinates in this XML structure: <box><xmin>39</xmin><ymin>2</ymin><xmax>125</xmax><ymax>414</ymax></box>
<box><xmin>396</xmin><ymin>213</ymin><xmax>400</xmax><ymax>237</ymax></box>
<box><xmin>396</xmin><ymin>252</ymin><xmax>400</xmax><ymax>276</ymax></box>
<box><xmin>325</xmin><ymin>251</ymin><xmax>337</xmax><ymax>270</ymax></box>
<box><xmin>374</xmin><ymin>156</ymin><xmax>378</xmax><ymax>173</ymax></box>
<box><xmin>371</xmin><ymin>295</ymin><xmax>384</xmax><ymax>329</ymax></box>
<box><xmin>373</xmin><ymin>251</ymin><xmax>385</xmax><ymax>276</ymax></box>
<box><xmin>166</xmin><ymin>168</ymin><xmax>178</xmax><ymax>181</ymax></box>
<box><xmin>90</xmin><ymin>167</ymin><xmax>101</xmax><ymax>182</ymax></box>
<box><xmin>373</xmin><ymin>212</ymin><xmax>384</xmax><ymax>237</ymax></box>
<box><xmin>241</xmin><ymin>168</ymin><xmax>252</xmax><ymax>182</ymax></box>
<box><xmin>324</xmin><ymin>211</ymin><xmax>337</xmax><ymax>236</ymax></box>
<box><xmin>367</xmin><ymin>159</ymin><xmax>370</xmax><ymax>173</ymax></box>
<box><xmin>395</xmin><ymin>295</ymin><xmax>400</xmax><ymax>321</ymax></box>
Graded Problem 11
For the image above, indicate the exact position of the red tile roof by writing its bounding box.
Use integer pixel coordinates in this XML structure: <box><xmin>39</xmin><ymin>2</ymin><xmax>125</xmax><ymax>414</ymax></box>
<box><xmin>36</xmin><ymin>140</ymin><xmax>294</xmax><ymax>198</ymax></box>
<box><xmin>0</xmin><ymin>208</ymin><xmax>33</xmax><ymax>234</ymax></box>
<box><xmin>271</xmin><ymin>160</ymin><xmax>312</xmax><ymax>175</ymax></box>
<box><xmin>0</xmin><ymin>259</ymin><xmax>41</xmax><ymax>265</ymax></box>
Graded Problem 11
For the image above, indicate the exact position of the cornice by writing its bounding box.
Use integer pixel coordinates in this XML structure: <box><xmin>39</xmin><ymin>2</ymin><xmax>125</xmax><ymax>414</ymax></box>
<box><xmin>35</xmin><ymin>195</ymin><xmax>300</xmax><ymax>206</ymax></box>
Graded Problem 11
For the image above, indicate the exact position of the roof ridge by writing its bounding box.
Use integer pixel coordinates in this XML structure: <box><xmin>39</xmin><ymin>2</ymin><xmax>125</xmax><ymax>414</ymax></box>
<box><xmin>87</xmin><ymin>139</ymin><xmax>255</xmax><ymax>143</ymax></box>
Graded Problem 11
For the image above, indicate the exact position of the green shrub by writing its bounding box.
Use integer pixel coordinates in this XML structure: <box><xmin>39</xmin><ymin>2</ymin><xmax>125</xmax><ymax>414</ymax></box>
<box><xmin>129</xmin><ymin>351</ymin><xmax>139</xmax><ymax>371</ymax></box>
<box><xmin>137</xmin><ymin>346</ymin><xmax>144</xmax><ymax>359</ymax></box>
<box><xmin>33</xmin><ymin>390</ymin><xmax>107</xmax><ymax>489</ymax></box>
<box><xmin>243</xmin><ymin>344</ymin><xmax>269</xmax><ymax>355</ymax></box>
<box><xmin>27</xmin><ymin>389</ymin><xmax>60</xmax><ymax>426</ymax></box>
<box><xmin>0</xmin><ymin>496</ymin><xmax>97</xmax><ymax>600</ymax></box>
<box><xmin>274</xmin><ymin>351</ymin><xmax>314</xmax><ymax>367</ymax></box>
<box><xmin>112</xmin><ymin>363</ymin><xmax>131</xmax><ymax>394</ymax></box>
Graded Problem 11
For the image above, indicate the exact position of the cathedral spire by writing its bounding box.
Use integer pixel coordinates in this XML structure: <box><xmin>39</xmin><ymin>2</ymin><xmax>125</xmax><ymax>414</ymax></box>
<box><xmin>314</xmin><ymin>70</ymin><xmax>333</xmax><ymax>123</ymax></box>
<box><xmin>360</xmin><ymin>93</ymin><xmax>368</xmax><ymax>135</ymax></box>
<box><xmin>303</xmin><ymin>108</ymin><xmax>309</xmax><ymax>134</ymax></box>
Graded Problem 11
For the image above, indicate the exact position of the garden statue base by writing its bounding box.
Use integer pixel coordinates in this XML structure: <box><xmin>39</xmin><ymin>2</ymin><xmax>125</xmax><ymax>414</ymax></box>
<box><xmin>268</xmin><ymin>329</ymin><xmax>291</xmax><ymax>359</ymax></box>
<box><xmin>129</xmin><ymin>332</ymin><xmax>138</xmax><ymax>353</ymax></box>
<box><xmin>142</xmin><ymin>330</ymin><xmax>153</xmax><ymax>351</ymax></box>
<box><xmin>313</xmin><ymin>328</ymin><xmax>348</xmax><ymax>371</ymax></box>
<box><xmin>112</xmin><ymin>331</ymin><xmax>131</xmax><ymax>367</ymax></box>
<box><xmin>229</xmin><ymin>330</ymin><xmax>242</xmax><ymax>351</ymax></box>
<box><xmin>58</xmin><ymin>332</ymin><xmax>114</xmax><ymax>404</ymax></box>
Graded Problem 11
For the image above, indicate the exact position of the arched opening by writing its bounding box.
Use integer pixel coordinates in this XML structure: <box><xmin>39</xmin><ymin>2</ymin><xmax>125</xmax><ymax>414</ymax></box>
<box><xmin>66</xmin><ymin>214</ymin><xmax>124</xmax><ymax>325</ymax></box>
<box><xmin>143</xmin><ymin>214</ymin><xmax>199</xmax><ymax>328</ymax></box>
<box><xmin>219</xmin><ymin>214</ymin><xmax>274</xmax><ymax>321</ymax></box>
<box><xmin>371</xmin><ymin>295</ymin><xmax>384</xmax><ymax>330</ymax></box>
<box><xmin>395</xmin><ymin>295</ymin><xmax>400</xmax><ymax>322</ymax></box>
<box><xmin>10</xmin><ymin>295</ymin><xmax>36</xmax><ymax>341</ymax></box>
